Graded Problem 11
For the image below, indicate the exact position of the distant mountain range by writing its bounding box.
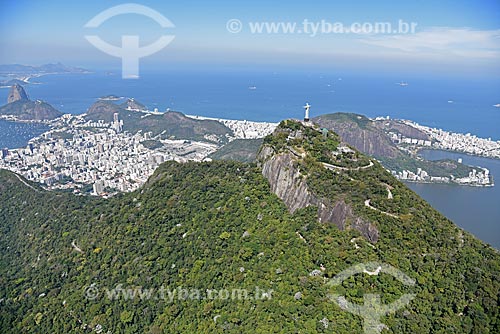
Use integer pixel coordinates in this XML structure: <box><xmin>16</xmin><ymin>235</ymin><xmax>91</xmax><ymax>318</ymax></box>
<box><xmin>0</xmin><ymin>62</ymin><xmax>89</xmax><ymax>75</ymax></box>
<box><xmin>0</xmin><ymin>87</ymin><xmax>232</xmax><ymax>143</ymax></box>
<box><xmin>0</xmin><ymin>63</ymin><xmax>90</xmax><ymax>87</ymax></box>
<box><xmin>0</xmin><ymin>86</ymin><xmax>232</xmax><ymax>143</ymax></box>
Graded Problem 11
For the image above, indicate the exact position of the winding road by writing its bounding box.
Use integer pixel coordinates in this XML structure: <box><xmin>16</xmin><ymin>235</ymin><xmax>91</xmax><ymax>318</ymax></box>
<box><xmin>322</xmin><ymin>160</ymin><xmax>374</xmax><ymax>172</ymax></box>
<box><xmin>14</xmin><ymin>173</ymin><xmax>40</xmax><ymax>193</ymax></box>
<box><xmin>364</xmin><ymin>199</ymin><xmax>399</xmax><ymax>218</ymax></box>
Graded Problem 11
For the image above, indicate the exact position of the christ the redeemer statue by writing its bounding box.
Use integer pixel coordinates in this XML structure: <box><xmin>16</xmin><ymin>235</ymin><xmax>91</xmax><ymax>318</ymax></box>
<box><xmin>304</xmin><ymin>103</ymin><xmax>311</xmax><ymax>122</ymax></box>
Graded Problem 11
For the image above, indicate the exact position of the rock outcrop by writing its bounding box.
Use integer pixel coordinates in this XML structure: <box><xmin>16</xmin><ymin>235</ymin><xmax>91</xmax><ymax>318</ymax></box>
<box><xmin>260</xmin><ymin>150</ymin><xmax>314</xmax><ymax>213</ymax></box>
<box><xmin>7</xmin><ymin>84</ymin><xmax>29</xmax><ymax>103</ymax></box>
<box><xmin>314</xmin><ymin>113</ymin><xmax>430</xmax><ymax>159</ymax></box>
<box><xmin>258</xmin><ymin>145</ymin><xmax>379</xmax><ymax>243</ymax></box>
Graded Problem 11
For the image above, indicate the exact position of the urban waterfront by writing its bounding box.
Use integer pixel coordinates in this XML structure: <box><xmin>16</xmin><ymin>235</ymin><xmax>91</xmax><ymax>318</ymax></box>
<box><xmin>408</xmin><ymin>149</ymin><xmax>500</xmax><ymax>249</ymax></box>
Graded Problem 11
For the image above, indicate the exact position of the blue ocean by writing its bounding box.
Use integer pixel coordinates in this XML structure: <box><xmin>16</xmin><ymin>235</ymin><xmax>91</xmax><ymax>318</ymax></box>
<box><xmin>0</xmin><ymin>68</ymin><xmax>499</xmax><ymax>140</ymax></box>
<box><xmin>0</xmin><ymin>120</ymin><xmax>49</xmax><ymax>149</ymax></box>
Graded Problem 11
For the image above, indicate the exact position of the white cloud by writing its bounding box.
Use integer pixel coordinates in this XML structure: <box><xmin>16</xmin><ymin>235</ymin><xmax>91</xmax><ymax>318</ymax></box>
<box><xmin>361</xmin><ymin>27</ymin><xmax>500</xmax><ymax>59</ymax></box>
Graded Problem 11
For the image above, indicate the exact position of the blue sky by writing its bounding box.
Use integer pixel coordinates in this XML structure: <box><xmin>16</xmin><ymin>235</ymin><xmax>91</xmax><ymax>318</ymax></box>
<box><xmin>1</xmin><ymin>0</ymin><xmax>499</xmax><ymax>76</ymax></box>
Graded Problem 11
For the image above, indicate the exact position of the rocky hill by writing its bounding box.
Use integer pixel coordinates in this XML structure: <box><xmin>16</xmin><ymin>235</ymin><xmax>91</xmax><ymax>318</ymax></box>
<box><xmin>373</xmin><ymin>118</ymin><xmax>430</xmax><ymax>141</ymax></box>
<box><xmin>7</xmin><ymin>84</ymin><xmax>29</xmax><ymax>103</ymax></box>
<box><xmin>0</xmin><ymin>121</ymin><xmax>498</xmax><ymax>333</ymax></box>
<box><xmin>257</xmin><ymin>124</ymin><xmax>379</xmax><ymax>242</ymax></box>
<box><xmin>313</xmin><ymin>113</ymin><xmax>405</xmax><ymax>159</ymax></box>
<box><xmin>85</xmin><ymin>100</ymin><xmax>122</xmax><ymax>121</ymax></box>
<box><xmin>314</xmin><ymin>113</ymin><xmax>477</xmax><ymax>179</ymax></box>
<box><xmin>0</xmin><ymin>84</ymin><xmax>62</xmax><ymax>121</ymax></box>
<box><xmin>85</xmin><ymin>99</ymin><xmax>233</xmax><ymax>144</ymax></box>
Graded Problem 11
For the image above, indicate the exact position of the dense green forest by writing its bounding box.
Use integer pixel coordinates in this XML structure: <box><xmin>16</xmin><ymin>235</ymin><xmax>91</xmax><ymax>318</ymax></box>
<box><xmin>209</xmin><ymin>138</ymin><xmax>263</xmax><ymax>162</ymax></box>
<box><xmin>0</xmin><ymin>121</ymin><xmax>499</xmax><ymax>333</ymax></box>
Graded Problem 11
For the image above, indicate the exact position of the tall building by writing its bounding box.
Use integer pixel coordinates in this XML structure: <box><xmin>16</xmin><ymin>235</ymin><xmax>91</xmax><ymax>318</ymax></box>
<box><xmin>112</xmin><ymin>113</ymin><xmax>123</xmax><ymax>133</ymax></box>
<box><xmin>93</xmin><ymin>180</ymin><xmax>105</xmax><ymax>195</ymax></box>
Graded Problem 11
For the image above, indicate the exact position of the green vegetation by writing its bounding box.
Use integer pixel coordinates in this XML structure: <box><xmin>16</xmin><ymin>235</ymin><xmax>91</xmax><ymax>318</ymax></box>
<box><xmin>379</xmin><ymin>156</ymin><xmax>474</xmax><ymax>178</ymax></box>
<box><xmin>50</xmin><ymin>131</ymin><xmax>74</xmax><ymax>140</ymax></box>
<box><xmin>209</xmin><ymin>138</ymin><xmax>263</xmax><ymax>162</ymax></box>
<box><xmin>264</xmin><ymin>119</ymin><xmax>343</xmax><ymax>163</ymax></box>
<box><xmin>140</xmin><ymin>140</ymin><xmax>164</xmax><ymax>150</ymax></box>
<box><xmin>0</xmin><ymin>121</ymin><xmax>499</xmax><ymax>333</ymax></box>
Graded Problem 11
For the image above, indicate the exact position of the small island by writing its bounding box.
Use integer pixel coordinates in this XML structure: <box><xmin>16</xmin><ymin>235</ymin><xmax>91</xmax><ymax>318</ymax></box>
<box><xmin>98</xmin><ymin>94</ymin><xmax>122</xmax><ymax>101</ymax></box>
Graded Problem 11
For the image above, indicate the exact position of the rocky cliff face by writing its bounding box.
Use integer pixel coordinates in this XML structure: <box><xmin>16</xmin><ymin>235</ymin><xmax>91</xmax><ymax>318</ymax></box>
<box><xmin>7</xmin><ymin>84</ymin><xmax>29</xmax><ymax>103</ymax></box>
<box><xmin>259</xmin><ymin>148</ymin><xmax>314</xmax><ymax>213</ymax></box>
<box><xmin>314</xmin><ymin>113</ymin><xmax>430</xmax><ymax>159</ymax></box>
<box><xmin>258</xmin><ymin>145</ymin><xmax>379</xmax><ymax>243</ymax></box>
<box><xmin>314</xmin><ymin>113</ymin><xmax>402</xmax><ymax>159</ymax></box>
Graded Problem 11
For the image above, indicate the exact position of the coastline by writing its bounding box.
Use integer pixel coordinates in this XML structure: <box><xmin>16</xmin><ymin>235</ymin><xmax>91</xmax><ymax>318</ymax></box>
<box><xmin>417</xmin><ymin>146</ymin><xmax>500</xmax><ymax>161</ymax></box>
<box><xmin>405</xmin><ymin>150</ymin><xmax>500</xmax><ymax>249</ymax></box>
<box><xmin>0</xmin><ymin>70</ymin><xmax>92</xmax><ymax>88</ymax></box>
<box><xmin>403</xmin><ymin>119</ymin><xmax>500</xmax><ymax>159</ymax></box>
<box><xmin>418</xmin><ymin>147</ymin><xmax>499</xmax><ymax>185</ymax></box>
<box><xmin>402</xmin><ymin>177</ymin><xmax>494</xmax><ymax>187</ymax></box>
<box><xmin>0</xmin><ymin>114</ymin><xmax>55</xmax><ymax>125</ymax></box>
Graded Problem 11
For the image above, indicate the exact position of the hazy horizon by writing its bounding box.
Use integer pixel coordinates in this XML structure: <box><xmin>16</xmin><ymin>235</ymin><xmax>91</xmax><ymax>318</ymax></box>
<box><xmin>1</xmin><ymin>0</ymin><xmax>499</xmax><ymax>78</ymax></box>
